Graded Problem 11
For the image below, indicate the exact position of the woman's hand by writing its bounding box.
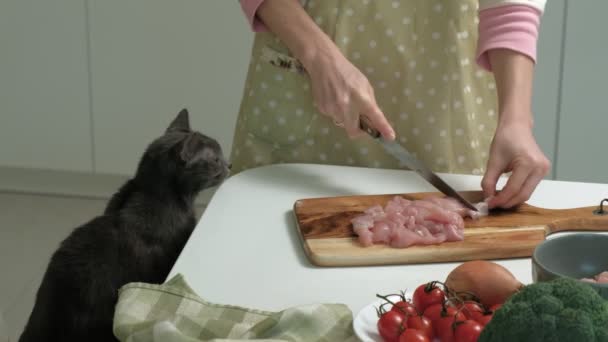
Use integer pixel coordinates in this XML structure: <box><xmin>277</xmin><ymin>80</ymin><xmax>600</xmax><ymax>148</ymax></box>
<box><xmin>481</xmin><ymin>48</ymin><xmax>551</xmax><ymax>209</ymax></box>
<box><xmin>305</xmin><ymin>49</ymin><xmax>396</xmax><ymax>140</ymax></box>
<box><xmin>482</xmin><ymin>119</ymin><xmax>550</xmax><ymax>209</ymax></box>
<box><xmin>255</xmin><ymin>0</ymin><xmax>395</xmax><ymax>140</ymax></box>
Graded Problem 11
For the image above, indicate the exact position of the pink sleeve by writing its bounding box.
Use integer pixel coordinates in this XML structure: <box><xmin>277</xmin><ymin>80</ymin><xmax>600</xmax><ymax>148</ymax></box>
<box><xmin>476</xmin><ymin>5</ymin><xmax>542</xmax><ymax>72</ymax></box>
<box><xmin>240</xmin><ymin>0</ymin><xmax>269</xmax><ymax>32</ymax></box>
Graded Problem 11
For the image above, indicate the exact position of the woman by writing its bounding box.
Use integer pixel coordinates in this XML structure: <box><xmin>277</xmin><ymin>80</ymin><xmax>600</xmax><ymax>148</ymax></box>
<box><xmin>231</xmin><ymin>0</ymin><xmax>550</xmax><ymax>209</ymax></box>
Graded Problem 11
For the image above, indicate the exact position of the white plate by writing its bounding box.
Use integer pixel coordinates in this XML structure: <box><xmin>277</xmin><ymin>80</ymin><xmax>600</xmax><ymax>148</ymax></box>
<box><xmin>353</xmin><ymin>294</ymin><xmax>406</xmax><ymax>342</ymax></box>
<box><xmin>353</xmin><ymin>293</ymin><xmax>441</xmax><ymax>342</ymax></box>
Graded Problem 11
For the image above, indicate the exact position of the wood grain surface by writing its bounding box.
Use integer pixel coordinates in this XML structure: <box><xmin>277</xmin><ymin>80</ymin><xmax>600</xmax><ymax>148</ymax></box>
<box><xmin>292</xmin><ymin>191</ymin><xmax>608</xmax><ymax>267</ymax></box>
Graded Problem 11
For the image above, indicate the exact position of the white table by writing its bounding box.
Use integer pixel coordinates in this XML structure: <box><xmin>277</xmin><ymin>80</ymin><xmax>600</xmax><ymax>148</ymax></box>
<box><xmin>168</xmin><ymin>163</ymin><xmax>608</xmax><ymax>315</ymax></box>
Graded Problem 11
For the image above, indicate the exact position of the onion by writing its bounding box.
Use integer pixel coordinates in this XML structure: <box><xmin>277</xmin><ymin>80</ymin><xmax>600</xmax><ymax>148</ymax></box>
<box><xmin>444</xmin><ymin>260</ymin><xmax>524</xmax><ymax>307</ymax></box>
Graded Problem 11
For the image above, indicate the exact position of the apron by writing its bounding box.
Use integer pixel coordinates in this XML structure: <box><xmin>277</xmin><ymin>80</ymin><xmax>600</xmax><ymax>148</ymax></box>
<box><xmin>229</xmin><ymin>0</ymin><xmax>498</xmax><ymax>176</ymax></box>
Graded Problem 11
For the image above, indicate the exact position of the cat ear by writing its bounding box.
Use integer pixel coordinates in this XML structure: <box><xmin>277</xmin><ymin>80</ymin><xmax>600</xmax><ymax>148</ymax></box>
<box><xmin>179</xmin><ymin>135</ymin><xmax>197</xmax><ymax>162</ymax></box>
<box><xmin>166</xmin><ymin>108</ymin><xmax>191</xmax><ymax>133</ymax></box>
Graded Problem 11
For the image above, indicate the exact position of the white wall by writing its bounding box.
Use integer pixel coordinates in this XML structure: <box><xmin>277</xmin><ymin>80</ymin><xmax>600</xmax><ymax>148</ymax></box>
<box><xmin>0</xmin><ymin>0</ymin><xmax>606</xmax><ymax>184</ymax></box>
<box><xmin>531</xmin><ymin>0</ymin><xmax>564</xmax><ymax>179</ymax></box>
<box><xmin>0</xmin><ymin>0</ymin><xmax>252</xmax><ymax>177</ymax></box>
<box><xmin>0</xmin><ymin>0</ymin><xmax>93</xmax><ymax>172</ymax></box>
<box><xmin>88</xmin><ymin>0</ymin><xmax>252</xmax><ymax>175</ymax></box>
<box><xmin>556</xmin><ymin>1</ymin><xmax>608</xmax><ymax>183</ymax></box>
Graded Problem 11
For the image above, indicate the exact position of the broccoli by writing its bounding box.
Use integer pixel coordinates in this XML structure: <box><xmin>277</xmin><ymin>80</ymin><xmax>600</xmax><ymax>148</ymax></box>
<box><xmin>479</xmin><ymin>277</ymin><xmax>608</xmax><ymax>342</ymax></box>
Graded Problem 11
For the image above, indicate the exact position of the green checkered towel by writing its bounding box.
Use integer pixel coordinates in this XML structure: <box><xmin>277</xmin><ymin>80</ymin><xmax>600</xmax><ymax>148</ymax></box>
<box><xmin>112</xmin><ymin>274</ymin><xmax>358</xmax><ymax>342</ymax></box>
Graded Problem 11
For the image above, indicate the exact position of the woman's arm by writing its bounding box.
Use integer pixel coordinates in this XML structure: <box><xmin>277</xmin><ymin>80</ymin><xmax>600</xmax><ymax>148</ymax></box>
<box><xmin>239</xmin><ymin>0</ymin><xmax>331</xmax><ymax>68</ymax></box>
<box><xmin>490</xmin><ymin>49</ymin><xmax>534</xmax><ymax>128</ymax></box>
<box><xmin>476</xmin><ymin>1</ymin><xmax>551</xmax><ymax>208</ymax></box>
<box><xmin>476</xmin><ymin>4</ymin><xmax>543</xmax><ymax>72</ymax></box>
<box><xmin>239</xmin><ymin>0</ymin><xmax>396</xmax><ymax>139</ymax></box>
<box><xmin>481</xmin><ymin>49</ymin><xmax>551</xmax><ymax>209</ymax></box>
<box><xmin>253</xmin><ymin>0</ymin><xmax>337</xmax><ymax>71</ymax></box>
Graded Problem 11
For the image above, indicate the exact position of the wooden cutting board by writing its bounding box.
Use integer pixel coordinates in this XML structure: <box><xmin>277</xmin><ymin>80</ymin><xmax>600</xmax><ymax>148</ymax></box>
<box><xmin>293</xmin><ymin>191</ymin><xmax>608</xmax><ymax>267</ymax></box>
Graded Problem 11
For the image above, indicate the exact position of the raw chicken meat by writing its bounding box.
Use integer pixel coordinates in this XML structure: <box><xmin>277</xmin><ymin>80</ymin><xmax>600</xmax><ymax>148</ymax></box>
<box><xmin>581</xmin><ymin>271</ymin><xmax>608</xmax><ymax>284</ymax></box>
<box><xmin>351</xmin><ymin>196</ymin><xmax>489</xmax><ymax>248</ymax></box>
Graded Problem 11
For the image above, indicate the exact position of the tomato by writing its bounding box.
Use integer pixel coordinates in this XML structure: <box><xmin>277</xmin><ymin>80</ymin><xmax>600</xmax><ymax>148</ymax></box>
<box><xmin>475</xmin><ymin>313</ymin><xmax>493</xmax><ymax>326</ymax></box>
<box><xmin>422</xmin><ymin>303</ymin><xmax>466</xmax><ymax>322</ymax></box>
<box><xmin>457</xmin><ymin>302</ymin><xmax>485</xmax><ymax>321</ymax></box>
<box><xmin>434</xmin><ymin>315</ymin><xmax>457</xmax><ymax>342</ymax></box>
<box><xmin>378</xmin><ymin>310</ymin><xmax>405</xmax><ymax>342</ymax></box>
<box><xmin>422</xmin><ymin>303</ymin><xmax>465</xmax><ymax>339</ymax></box>
<box><xmin>454</xmin><ymin>320</ymin><xmax>483</xmax><ymax>342</ymax></box>
<box><xmin>421</xmin><ymin>303</ymin><xmax>444</xmax><ymax>321</ymax></box>
<box><xmin>392</xmin><ymin>300</ymin><xmax>419</xmax><ymax>318</ymax></box>
<box><xmin>406</xmin><ymin>315</ymin><xmax>433</xmax><ymax>340</ymax></box>
<box><xmin>399</xmin><ymin>329</ymin><xmax>430</xmax><ymax>342</ymax></box>
<box><xmin>412</xmin><ymin>282</ymin><xmax>446</xmax><ymax>314</ymax></box>
<box><xmin>474</xmin><ymin>302</ymin><xmax>499</xmax><ymax>326</ymax></box>
<box><xmin>490</xmin><ymin>303</ymin><xmax>502</xmax><ymax>312</ymax></box>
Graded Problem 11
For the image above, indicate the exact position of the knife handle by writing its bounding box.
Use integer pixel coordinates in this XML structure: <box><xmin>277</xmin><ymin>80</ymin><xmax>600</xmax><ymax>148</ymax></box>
<box><xmin>359</xmin><ymin>115</ymin><xmax>381</xmax><ymax>139</ymax></box>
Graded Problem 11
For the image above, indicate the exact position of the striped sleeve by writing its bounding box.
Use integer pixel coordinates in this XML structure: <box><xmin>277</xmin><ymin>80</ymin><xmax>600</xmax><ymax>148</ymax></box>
<box><xmin>478</xmin><ymin>0</ymin><xmax>546</xmax><ymax>12</ymax></box>
<box><xmin>239</xmin><ymin>0</ymin><xmax>268</xmax><ymax>32</ymax></box>
<box><xmin>476</xmin><ymin>0</ymin><xmax>546</xmax><ymax>71</ymax></box>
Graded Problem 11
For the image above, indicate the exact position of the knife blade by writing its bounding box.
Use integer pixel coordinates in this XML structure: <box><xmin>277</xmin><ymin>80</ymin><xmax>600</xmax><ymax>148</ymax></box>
<box><xmin>359</xmin><ymin>116</ymin><xmax>478</xmax><ymax>211</ymax></box>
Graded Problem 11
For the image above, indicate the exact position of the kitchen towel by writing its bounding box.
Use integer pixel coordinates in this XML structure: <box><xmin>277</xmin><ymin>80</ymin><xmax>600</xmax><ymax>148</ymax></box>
<box><xmin>113</xmin><ymin>274</ymin><xmax>357</xmax><ymax>341</ymax></box>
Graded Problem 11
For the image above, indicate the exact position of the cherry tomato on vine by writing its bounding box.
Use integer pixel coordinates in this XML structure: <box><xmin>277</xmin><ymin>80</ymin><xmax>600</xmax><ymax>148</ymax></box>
<box><xmin>378</xmin><ymin>310</ymin><xmax>405</xmax><ymax>342</ymax></box>
<box><xmin>412</xmin><ymin>282</ymin><xmax>445</xmax><ymax>313</ymax></box>
<box><xmin>405</xmin><ymin>315</ymin><xmax>433</xmax><ymax>340</ymax></box>
<box><xmin>475</xmin><ymin>312</ymin><xmax>493</xmax><ymax>326</ymax></box>
<box><xmin>434</xmin><ymin>315</ymin><xmax>458</xmax><ymax>342</ymax></box>
<box><xmin>423</xmin><ymin>303</ymin><xmax>466</xmax><ymax>328</ymax></box>
<box><xmin>391</xmin><ymin>300</ymin><xmax>419</xmax><ymax>318</ymax></box>
<box><xmin>454</xmin><ymin>319</ymin><xmax>483</xmax><ymax>342</ymax></box>
<box><xmin>399</xmin><ymin>329</ymin><xmax>430</xmax><ymax>342</ymax></box>
<box><xmin>490</xmin><ymin>303</ymin><xmax>502</xmax><ymax>312</ymax></box>
<box><xmin>457</xmin><ymin>302</ymin><xmax>485</xmax><ymax>321</ymax></box>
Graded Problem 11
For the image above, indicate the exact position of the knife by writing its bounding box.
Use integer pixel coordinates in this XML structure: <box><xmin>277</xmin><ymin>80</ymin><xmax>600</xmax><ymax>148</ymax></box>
<box><xmin>359</xmin><ymin>115</ymin><xmax>479</xmax><ymax>211</ymax></box>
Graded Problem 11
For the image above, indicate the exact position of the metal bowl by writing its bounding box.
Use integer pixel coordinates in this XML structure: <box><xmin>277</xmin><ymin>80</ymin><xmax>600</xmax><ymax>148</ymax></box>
<box><xmin>532</xmin><ymin>233</ymin><xmax>608</xmax><ymax>300</ymax></box>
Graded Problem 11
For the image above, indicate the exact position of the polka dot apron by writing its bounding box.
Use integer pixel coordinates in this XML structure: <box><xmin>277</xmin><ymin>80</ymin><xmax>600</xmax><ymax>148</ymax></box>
<box><xmin>229</xmin><ymin>0</ymin><xmax>499</xmax><ymax>176</ymax></box>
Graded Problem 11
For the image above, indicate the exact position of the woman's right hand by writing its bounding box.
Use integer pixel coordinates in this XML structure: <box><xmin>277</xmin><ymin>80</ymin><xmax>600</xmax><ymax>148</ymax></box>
<box><xmin>304</xmin><ymin>49</ymin><xmax>396</xmax><ymax>140</ymax></box>
<box><xmin>254</xmin><ymin>0</ymin><xmax>395</xmax><ymax>141</ymax></box>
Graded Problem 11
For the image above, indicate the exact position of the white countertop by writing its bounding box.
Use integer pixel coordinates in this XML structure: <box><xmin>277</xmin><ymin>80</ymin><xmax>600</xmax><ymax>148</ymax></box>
<box><xmin>168</xmin><ymin>163</ymin><xmax>608</xmax><ymax>315</ymax></box>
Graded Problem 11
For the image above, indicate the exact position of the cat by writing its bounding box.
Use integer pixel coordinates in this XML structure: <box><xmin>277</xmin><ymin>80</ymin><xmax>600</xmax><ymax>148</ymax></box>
<box><xmin>19</xmin><ymin>109</ymin><xmax>231</xmax><ymax>342</ymax></box>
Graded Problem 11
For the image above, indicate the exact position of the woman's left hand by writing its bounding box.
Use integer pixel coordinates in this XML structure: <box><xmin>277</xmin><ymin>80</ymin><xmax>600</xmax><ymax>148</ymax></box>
<box><xmin>481</xmin><ymin>48</ymin><xmax>551</xmax><ymax>209</ymax></box>
<box><xmin>481</xmin><ymin>116</ymin><xmax>551</xmax><ymax>209</ymax></box>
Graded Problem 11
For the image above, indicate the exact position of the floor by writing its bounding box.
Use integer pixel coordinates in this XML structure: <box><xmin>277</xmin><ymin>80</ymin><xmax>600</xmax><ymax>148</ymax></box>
<box><xmin>0</xmin><ymin>191</ymin><xmax>205</xmax><ymax>341</ymax></box>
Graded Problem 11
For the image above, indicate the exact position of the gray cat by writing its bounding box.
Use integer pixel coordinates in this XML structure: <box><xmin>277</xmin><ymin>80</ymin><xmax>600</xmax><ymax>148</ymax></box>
<box><xmin>19</xmin><ymin>109</ymin><xmax>230</xmax><ymax>342</ymax></box>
